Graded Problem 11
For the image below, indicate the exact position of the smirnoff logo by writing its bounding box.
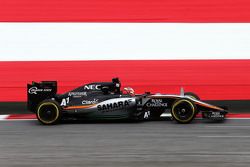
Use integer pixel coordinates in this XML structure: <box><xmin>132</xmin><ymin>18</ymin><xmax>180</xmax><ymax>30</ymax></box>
<box><xmin>68</xmin><ymin>92</ymin><xmax>87</xmax><ymax>97</ymax></box>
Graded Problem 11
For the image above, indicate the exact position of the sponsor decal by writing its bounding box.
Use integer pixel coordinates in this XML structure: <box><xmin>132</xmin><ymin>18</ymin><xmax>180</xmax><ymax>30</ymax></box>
<box><xmin>28</xmin><ymin>87</ymin><xmax>52</xmax><ymax>94</ymax></box>
<box><xmin>82</xmin><ymin>99</ymin><xmax>99</xmax><ymax>105</ymax></box>
<box><xmin>209</xmin><ymin>112</ymin><xmax>225</xmax><ymax>118</ymax></box>
<box><xmin>97</xmin><ymin>99</ymin><xmax>132</xmax><ymax>111</ymax></box>
<box><xmin>144</xmin><ymin>111</ymin><xmax>151</xmax><ymax>119</ymax></box>
<box><xmin>61</xmin><ymin>97</ymin><xmax>70</xmax><ymax>106</ymax></box>
<box><xmin>84</xmin><ymin>84</ymin><xmax>101</xmax><ymax>90</ymax></box>
<box><xmin>68</xmin><ymin>92</ymin><xmax>87</xmax><ymax>97</ymax></box>
<box><xmin>146</xmin><ymin>99</ymin><xmax>167</xmax><ymax>107</ymax></box>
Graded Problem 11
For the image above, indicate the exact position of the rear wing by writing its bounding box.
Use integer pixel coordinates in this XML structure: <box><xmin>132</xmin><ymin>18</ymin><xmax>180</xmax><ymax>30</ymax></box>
<box><xmin>27</xmin><ymin>81</ymin><xmax>57</xmax><ymax>112</ymax></box>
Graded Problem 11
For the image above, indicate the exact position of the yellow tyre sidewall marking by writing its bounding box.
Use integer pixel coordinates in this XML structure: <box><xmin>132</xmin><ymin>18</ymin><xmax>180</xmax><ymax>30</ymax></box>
<box><xmin>37</xmin><ymin>102</ymin><xmax>59</xmax><ymax>124</ymax></box>
<box><xmin>172</xmin><ymin>99</ymin><xmax>195</xmax><ymax>123</ymax></box>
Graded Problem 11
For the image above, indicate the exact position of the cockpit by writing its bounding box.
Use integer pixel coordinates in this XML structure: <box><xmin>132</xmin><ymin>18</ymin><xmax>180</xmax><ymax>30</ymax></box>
<box><xmin>123</xmin><ymin>87</ymin><xmax>135</xmax><ymax>96</ymax></box>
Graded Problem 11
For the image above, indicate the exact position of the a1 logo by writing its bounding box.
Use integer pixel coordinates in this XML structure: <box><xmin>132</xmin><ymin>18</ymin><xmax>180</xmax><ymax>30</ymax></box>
<box><xmin>144</xmin><ymin>111</ymin><xmax>150</xmax><ymax>119</ymax></box>
<box><xmin>60</xmin><ymin>97</ymin><xmax>70</xmax><ymax>106</ymax></box>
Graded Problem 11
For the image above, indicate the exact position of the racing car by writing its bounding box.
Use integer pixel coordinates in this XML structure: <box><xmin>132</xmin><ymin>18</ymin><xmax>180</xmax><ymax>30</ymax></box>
<box><xmin>27</xmin><ymin>78</ymin><xmax>227</xmax><ymax>125</ymax></box>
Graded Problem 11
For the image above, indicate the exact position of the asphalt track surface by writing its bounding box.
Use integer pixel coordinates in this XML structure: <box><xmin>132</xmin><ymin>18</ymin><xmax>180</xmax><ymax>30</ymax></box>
<box><xmin>1</xmin><ymin>119</ymin><xmax>250</xmax><ymax>167</ymax></box>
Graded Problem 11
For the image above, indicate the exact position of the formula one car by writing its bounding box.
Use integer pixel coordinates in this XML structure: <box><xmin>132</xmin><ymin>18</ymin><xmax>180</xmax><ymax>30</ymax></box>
<box><xmin>27</xmin><ymin>78</ymin><xmax>227</xmax><ymax>125</ymax></box>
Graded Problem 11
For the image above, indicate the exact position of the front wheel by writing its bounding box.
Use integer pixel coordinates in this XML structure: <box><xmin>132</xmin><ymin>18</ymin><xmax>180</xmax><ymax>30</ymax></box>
<box><xmin>36</xmin><ymin>100</ymin><xmax>62</xmax><ymax>125</ymax></box>
<box><xmin>184</xmin><ymin>92</ymin><xmax>200</xmax><ymax>100</ymax></box>
<box><xmin>171</xmin><ymin>99</ymin><xmax>197</xmax><ymax>124</ymax></box>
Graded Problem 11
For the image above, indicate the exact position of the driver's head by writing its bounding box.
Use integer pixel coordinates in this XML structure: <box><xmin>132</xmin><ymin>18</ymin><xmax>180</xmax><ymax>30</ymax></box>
<box><xmin>123</xmin><ymin>87</ymin><xmax>135</xmax><ymax>96</ymax></box>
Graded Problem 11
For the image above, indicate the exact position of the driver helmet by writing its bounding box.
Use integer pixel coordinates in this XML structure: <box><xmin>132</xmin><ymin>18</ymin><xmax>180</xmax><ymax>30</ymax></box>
<box><xmin>123</xmin><ymin>87</ymin><xmax>135</xmax><ymax>96</ymax></box>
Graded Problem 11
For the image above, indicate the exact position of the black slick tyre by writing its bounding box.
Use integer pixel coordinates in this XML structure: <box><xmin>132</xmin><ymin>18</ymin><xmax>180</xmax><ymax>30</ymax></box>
<box><xmin>36</xmin><ymin>100</ymin><xmax>62</xmax><ymax>125</ymax></box>
<box><xmin>171</xmin><ymin>99</ymin><xmax>197</xmax><ymax>124</ymax></box>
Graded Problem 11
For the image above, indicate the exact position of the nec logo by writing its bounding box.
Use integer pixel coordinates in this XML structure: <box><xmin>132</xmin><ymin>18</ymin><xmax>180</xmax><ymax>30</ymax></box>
<box><xmin>84</xmin><ymin>84</ymin><xmax>101</xmax><ymax>90</ymax></box>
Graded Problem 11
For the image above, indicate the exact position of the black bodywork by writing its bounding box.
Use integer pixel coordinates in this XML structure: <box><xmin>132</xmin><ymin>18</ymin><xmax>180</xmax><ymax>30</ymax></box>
<box><xmin>27</xmin><ymin>78</ymin><xmax>228</xmax><ymax>124</ymax></box>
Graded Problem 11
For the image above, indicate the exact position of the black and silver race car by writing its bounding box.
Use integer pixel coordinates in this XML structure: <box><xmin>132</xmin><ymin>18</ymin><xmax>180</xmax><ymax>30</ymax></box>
<box><xmin>27</xmin><ymin>78</ymin><xmax>227</xmax><ymax>125</ymax></box>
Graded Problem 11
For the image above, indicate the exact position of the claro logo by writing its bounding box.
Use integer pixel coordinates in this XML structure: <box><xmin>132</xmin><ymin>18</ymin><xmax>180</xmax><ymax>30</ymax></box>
<box><xmin>28</xmin><ymin>87</ymin><xmax>52</xmax><ymax>94</ymax></box>
<box><xmin>97</xmin><ymin>99</ymin><xmax>132</xmax><ymax>111</ymax></box>
<box><xmin>82</xmin><ymin>99</ymin><xmax>98</xmax><ymax>105</ymax></box>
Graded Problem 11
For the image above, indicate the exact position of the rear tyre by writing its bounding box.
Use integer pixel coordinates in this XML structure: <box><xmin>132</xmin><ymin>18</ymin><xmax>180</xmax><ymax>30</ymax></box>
<box><xmin>171</xmin><ymin>99</ymin><xmax>197</xmax><ymax>124</ymax></box>
<box><xmin>184</xmin><ymin>92</ymin><xmax>200</xmax><ymax>100</ymax></box>
<box><xmin>36</xmin><ymin>100</ymin><xmax>62</xmax><ymax>125</ymax></box>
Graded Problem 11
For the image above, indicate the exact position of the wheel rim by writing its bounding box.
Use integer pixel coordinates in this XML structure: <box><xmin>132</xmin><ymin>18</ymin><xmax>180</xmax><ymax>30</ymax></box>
<box><xmin>172</xmin><ymin>100</ymin><xmax>195</xmax><ymax>122</ymax></box>
<box><xmin>37</xmin><ymin>103</ymin><xmax>59</xmax><ymax>124</ymax></box>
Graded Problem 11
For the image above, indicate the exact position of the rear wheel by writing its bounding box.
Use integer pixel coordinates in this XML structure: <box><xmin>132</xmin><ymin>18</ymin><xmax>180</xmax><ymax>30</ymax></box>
<box><xmin>36</xmin><ymin>100</ymin><xmax>62</xmax><ymax>125</ymax></box>
<box><xmin>171</xmin><ymin>99</ymin><xmax>197</xmax><ymax>124</ymax></box>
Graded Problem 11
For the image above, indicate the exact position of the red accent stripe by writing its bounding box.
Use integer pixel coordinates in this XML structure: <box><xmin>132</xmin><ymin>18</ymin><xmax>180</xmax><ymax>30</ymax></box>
<box><xmin>226</xmin><ymin>113</ymin><xmax>250</xmax><ymax>118</ymax></box>
<box><xmin>5</xmin><ymin>113</ymin><xmax>250</xmax><ymax>120</ymax></box>
<box><xmin>195</xmin><ymin>113</ymin><xmax>250</xmax><ymax>118</ymax></box>
<box><xmin>0</xmin><ymin>60</ymin><xmax>250</xmax><ymax>101</ymax></box>
<box><xmin>1</xmin><ymin>0</ymin><xmax>250</xmax><ymax>22</ymax></box>
<box><xmin>7</xmin><ymin>114</ymin><xmax>36</xmax><ymax>119</ymax></box>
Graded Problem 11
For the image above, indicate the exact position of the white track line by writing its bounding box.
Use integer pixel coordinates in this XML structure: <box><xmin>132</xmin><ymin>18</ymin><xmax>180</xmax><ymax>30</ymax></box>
<box><xmin>0</xmin><ymin>114</ymin><xmax>250</xmax><ymax>121</ymax></box>
<box><xmin>0</xmin><ymin>119</ymin><xmax>36</xmax><ymax>121</ymax></box>
<box><xmin>0</xmin><ymin>115</ymin><xmax>9</xmax><ymax>120</ymax></box>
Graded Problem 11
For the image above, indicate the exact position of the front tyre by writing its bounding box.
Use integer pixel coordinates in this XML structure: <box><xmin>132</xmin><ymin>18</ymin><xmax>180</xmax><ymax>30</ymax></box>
<box><xmin>184</xmin><ymin>92</ymin><xmax>200</xmax><ymax>100</ymax></box>
<box><xmin>36</xmin><ymin>100</ymin><xmax>62</xmax><ymax>125</ymax></box>
<box><xmin>171</xmin><ymin>99</ymin><xmax>197</xmax><ymax>124</ymax></box>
